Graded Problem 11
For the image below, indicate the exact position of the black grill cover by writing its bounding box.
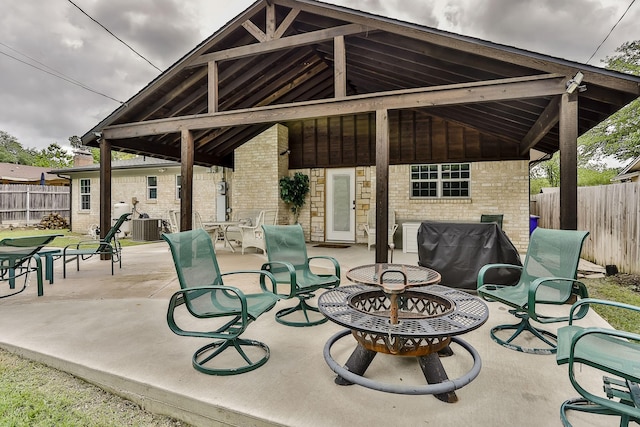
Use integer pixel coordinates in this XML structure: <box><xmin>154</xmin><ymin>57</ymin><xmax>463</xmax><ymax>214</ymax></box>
<box><xmin>417</xmin><ymin>221</ymin><xmax>522</xmax><ymax>290</ymax></box>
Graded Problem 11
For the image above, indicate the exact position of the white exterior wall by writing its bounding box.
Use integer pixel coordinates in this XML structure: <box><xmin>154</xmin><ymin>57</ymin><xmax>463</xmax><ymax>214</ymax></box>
<box><xmin>70</xmin><ymin>166</ymin><xmax>222</xmax><ymax>234</ymax></box>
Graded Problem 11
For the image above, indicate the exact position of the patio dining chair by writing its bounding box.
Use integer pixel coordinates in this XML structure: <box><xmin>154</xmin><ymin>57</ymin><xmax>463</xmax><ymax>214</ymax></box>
<box><xmin>162</xmin><ymin>228</ymin><xmax>280</xmax><ymax>375</ymax></box>
<box><xmin>0</xmin><ymin>234</ymin><xmax>62</xmax><ymax>298</ymax></box>
<box><xmin>61</xmin><ymin>212</ymin><xmax>131</xmax><ymax>278</ymax></box>
<box><xmin>261</xmin><ymin>224</ymin><xmax>340</xmax><ymax>327</ymax></box>
<box><xmin>477</xmin><ymin>227</ymin><xmax>590</xmax><ymax>354</ymax></box>
<box><xmin>363</xmin><ymin>209</ymin><xmax>398</xmax><ymax>251</ymax></box>
<box><xmin>556</xmin><ymin>298</ymin><xmax>640</xmax><ymax>427</ymax></box>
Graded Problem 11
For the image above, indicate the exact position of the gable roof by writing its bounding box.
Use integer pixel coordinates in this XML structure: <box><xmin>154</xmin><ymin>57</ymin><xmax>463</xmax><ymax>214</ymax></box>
<box><xmin>0</xmin><ymin>163</ymin><xmax>68</xmax><ymax>185</ymax></box>
<box><xmin>50</xmin><ymin>156</ymin><xmax>180</xmax><ymax>174</ymax></box>
<box><xmin>80</xmin><ymin>0</ymin><xmax>640</xmax><ymax>168</ymax></box>
<box><xmin>612</xmin><ymin>155</ymin><xmax>640</xmax><ymax>182</ymax></box>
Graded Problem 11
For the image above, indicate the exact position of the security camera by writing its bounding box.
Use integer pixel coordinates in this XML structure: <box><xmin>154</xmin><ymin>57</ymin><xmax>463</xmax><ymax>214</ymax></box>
<box><xmin>566</xmin><ymin>71</ymin><xmax>586</xmax><ymax>94</ymax></box>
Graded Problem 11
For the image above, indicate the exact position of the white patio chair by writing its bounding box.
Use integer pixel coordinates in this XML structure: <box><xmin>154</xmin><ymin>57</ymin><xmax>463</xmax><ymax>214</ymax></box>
<box><xmin>363</xmin><ymin>209</ymin><xmax>398</xmax><ymax>251</ymax></box>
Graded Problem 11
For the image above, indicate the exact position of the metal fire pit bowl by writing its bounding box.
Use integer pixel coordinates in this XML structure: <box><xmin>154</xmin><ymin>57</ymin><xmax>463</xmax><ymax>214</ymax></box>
<box><xmin>347</xmin><ymin>289</ymin><xmax>456</xmax><ymax>355</ymax></box>
<box><xmin>319</xmin><ymin>285</ymin><xmax>488</xmax><ymax>356</ymax></box>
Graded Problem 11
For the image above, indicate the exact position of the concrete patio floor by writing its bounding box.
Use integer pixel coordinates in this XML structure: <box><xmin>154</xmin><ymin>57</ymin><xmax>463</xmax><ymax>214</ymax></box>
<box><xmin>0</xmin><ymin>240</ymin><xmax>618</xmax><ymax>426</ymax></box>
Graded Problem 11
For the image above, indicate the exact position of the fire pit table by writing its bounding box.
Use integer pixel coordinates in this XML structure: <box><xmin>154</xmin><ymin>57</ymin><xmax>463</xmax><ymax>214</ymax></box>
<box><xmin>318</xmin><ymin>263</ymin><xmax>488</xmax><ymax>402</ymax></box>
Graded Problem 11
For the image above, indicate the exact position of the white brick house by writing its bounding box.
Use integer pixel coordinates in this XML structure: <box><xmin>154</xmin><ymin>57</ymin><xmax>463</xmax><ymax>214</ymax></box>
<box><xmin>58</xmin><ymin>124</ymin><xmax>530</xmax><ymax>252</ymax></box>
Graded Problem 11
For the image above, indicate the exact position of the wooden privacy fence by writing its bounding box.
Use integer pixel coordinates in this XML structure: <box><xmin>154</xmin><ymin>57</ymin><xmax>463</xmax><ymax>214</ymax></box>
<box><xmin>0</xmin><ymin>184</ymin><xmax>70</xmax><ymax>226</ymax></box>
<box><xmin>531</xmin><ymin>181</ymin><xmax>640</xmax><ymax>274</ymax></box>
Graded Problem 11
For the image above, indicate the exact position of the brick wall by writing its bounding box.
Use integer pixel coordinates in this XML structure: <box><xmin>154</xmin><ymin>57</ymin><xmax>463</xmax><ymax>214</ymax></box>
<box><xmin>231</xmin><ymin>124</ymin><xmax>286</xmax><ymax>224</ymax></box>
<box><xmin>70</xmin><ymin>166</ymin><xmax>221</xmax><ymax>235</ymax></box>
<box><xmin>379</xmin><ymin>161</ymin><xmax>530</xmax><ymax>252</ymax></box>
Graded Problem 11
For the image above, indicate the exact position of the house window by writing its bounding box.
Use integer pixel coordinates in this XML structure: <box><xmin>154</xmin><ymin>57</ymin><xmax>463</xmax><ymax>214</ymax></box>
<box><xmin>176</xmin><ymin>175</ymin><xmax>181</xmax><ymax>200</ymax></box>
<box><xmin>80</xmin><ymin>178</ymin><xmax>91</xmax><ymax>210</ymax></box>
<box><xmin>411</xmin><ymin>163</ymin><xmax>470</xmax><ymax>198</ymax></box>
<box><xmin>147</xmin><ymin>176</ymin><xmax>158</xmax><ymax>200</ymax></box>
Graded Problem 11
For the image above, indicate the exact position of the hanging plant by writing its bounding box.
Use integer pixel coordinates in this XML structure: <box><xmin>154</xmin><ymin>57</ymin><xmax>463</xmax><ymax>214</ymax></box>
<box><xmin>279</xmin><ymin>172</ymin><xmax>310</xmax><ymax>224</ymax></box>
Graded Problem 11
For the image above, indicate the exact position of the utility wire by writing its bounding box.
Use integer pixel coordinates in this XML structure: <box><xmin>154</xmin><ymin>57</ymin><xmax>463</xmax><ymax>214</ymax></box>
<box><xmin>67</xmin><ymin>0</ymin><xmax>162</xmax><ymax>72</ymax></box>
<box><xmin>0</xmin><ymin>41</ymin><xmax>91</xmax><ymax>91</ymax></box>
<box><xmin>0</xmin><ymin>49</ymin><xmax>125</xmax><ymax>104</ymax></box>
<box><xmin>585</xmin><ymin>0</ymin><xmax>636</xmax><ymax>65</ymax></box>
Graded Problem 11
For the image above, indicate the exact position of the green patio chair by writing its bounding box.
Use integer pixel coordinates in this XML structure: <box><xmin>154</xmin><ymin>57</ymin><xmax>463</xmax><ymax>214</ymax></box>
<box><xmin>480</xmin><ymin>214</ymin><xmax>503</xmax><ymax>229</ymax></box>
<box><xmin>556</xmin><ymin>298</ymin><xmax>640</xmax><ymax>427</ymax></box>
<box><xmin>162</xmin><ymin>228</ymin><xmax>280</xmax><ymax>375</ymax></box>
<box><xmin>0</xmin><ymin>234</ymin><xmax>62</xmax><ymax>298</ymax></box>
<box><xmin>477</xmin><ymin>227</ymin><xmax>590</xmax><ymax>354</ymax></box>
<box><xmin>261</xmin><ymin>224</ymin><xmax>340</xmax><ymax>327</ymax></box>
<box><xmin>61</xmin><ymin>212</ymin><xmax>130</xmax><ymax>278</ymax></box>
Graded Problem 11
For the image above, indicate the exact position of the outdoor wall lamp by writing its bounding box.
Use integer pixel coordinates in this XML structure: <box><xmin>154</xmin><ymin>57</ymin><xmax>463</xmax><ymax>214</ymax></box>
<box><xmin>280</xmin><ymin>149</ymin><xmax>291</xmax><ymax>156</ymax></box>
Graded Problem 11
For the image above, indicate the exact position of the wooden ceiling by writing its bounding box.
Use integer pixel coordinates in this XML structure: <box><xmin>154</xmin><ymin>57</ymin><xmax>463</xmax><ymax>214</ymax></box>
<box><xmin>81</xmin><ymin>0</ymin><xmax>640</xmax><ymax>168</ymax></box>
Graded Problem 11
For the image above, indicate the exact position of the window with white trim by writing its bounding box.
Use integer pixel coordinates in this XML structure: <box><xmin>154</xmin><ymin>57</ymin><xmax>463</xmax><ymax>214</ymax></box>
<box><xmin>147</xmin><ymin>176</ymin><xmax>158</xmax><ymax>200</ymax></box>
<box><xmin>175</xmin><ymin>175</ymin><xmax>181</xmax><ymax>200</ymax></box>
<box><xmin>410</xmin><ymin>163</ymin><xmax>470</xmax><ymax>198</ymax></box>
<box><xmin>80</xmin><ymin>178</ymin><xmax>91</xmax><ymax>210</ymax></box>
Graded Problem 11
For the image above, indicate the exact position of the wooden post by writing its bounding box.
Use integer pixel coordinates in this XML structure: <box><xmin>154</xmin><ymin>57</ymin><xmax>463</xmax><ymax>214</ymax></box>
<box><xmin>334</xmin><ymin>35</ymin><xmax>346</xmax><ymax>98</ymax></box>
<box><xmin>208</xmin><ymin>61</ymin><xmax>218</xmax><ymax>114</ymax></box>
<box><xmin>375</xmin><ymin>109</ymin><xmax>389</xmax><ymax>263</ymax></box>
<box><xmin>180</xmin><ymin>129</ymin><xmax>194</xmax><ymax>231</ymax></box>
<box><xmin>559</xmin><ymin>92</ymin><xmax>578</xmax><ymax>230</ymax></box>
<box><xmin>99</xmin><ymin>137</ymin><xmax>112</xmax><ymax>260</ymax></box>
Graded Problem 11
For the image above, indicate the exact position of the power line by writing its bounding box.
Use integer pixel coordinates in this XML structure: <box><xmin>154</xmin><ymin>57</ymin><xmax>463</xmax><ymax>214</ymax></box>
<box><xmin>586</xmin><ymin>0</ymin><xmax>636</xmax><ymax>65</ymax></box>
<box><xmin>0</xmin><ymin>49</ymin><xmax>125</xmax><ymax>104</ymax></box>
<box><xmin>0</xmin><ymin>41</ymin><xmax>91</xmax><ymax>91</ymax></box>
<box><xmin>67</xmin><ymin>0</ymin><xmax>162</xmax><ymax>72</ymax></box>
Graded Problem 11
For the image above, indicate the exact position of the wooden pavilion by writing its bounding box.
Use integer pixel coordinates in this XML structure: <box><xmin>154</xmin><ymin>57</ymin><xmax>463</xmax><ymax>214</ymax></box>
<box><xmin>80</xmin><ymin>0</ymin><xmax>640</xmax><ymax>262</ymax></box>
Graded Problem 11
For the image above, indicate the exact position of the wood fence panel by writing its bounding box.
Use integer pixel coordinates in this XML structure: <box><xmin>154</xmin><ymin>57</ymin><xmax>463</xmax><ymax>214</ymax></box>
<box><xmin>532</xmin><ymin>181</ymin><xmax>640</xmax><ymax>274</ymax></box>
<box><xmin>0</xmin><ymin>184</ymin><xmax>70</xmax><ymax>226</ymax></box>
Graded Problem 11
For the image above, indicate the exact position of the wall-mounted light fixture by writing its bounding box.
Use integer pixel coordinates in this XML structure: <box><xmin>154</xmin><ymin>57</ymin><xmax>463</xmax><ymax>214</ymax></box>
<box><xmin>566</xmin><ymin>71</ymin><xmax>586</xmax><ymax>94</ymax></box>
<box><xmin>158</xmin><ymin>168</ymin><xmax>166</xmax><ymax>173</ymax></box>
<box><xmin>280</xmin><ymin>149</ymin><xmax>291</xmax><ymax>156</ymax></box>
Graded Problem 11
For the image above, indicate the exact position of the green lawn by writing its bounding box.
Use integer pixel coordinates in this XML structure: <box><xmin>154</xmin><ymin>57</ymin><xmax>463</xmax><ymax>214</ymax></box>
<box><xmin>0</xmin><ymin>228</ymin><xmax>151</xmax><ymax>249</ymax></box>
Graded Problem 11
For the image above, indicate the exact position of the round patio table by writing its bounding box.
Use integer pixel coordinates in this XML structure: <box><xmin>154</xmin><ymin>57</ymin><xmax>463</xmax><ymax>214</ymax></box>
<box><xmin>319</xmin><ymin>263</ymin><xmax>488</xmax><ymax>401</ymax></box>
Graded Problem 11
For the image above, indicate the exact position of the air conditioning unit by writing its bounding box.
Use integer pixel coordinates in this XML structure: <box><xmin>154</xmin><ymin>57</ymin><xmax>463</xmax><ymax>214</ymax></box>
<box><xmin>132</xmin><ymin>218</ymin><xmax>161</xmax><ymax>241</ymax></box>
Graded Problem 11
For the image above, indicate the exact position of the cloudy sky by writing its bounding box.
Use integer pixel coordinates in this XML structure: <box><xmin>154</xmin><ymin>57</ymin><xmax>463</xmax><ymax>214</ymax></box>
<box><xmin>1</xmin><ymin>0</ymin><xmax>638</xmax><ymax>151</ymax></box>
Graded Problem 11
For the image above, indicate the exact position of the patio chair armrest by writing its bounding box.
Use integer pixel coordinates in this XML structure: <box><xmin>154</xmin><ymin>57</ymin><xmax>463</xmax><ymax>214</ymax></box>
<box><xmin>565</xmin><ymin>326</ymin><xmax>640</xmax><ymax>419</ymax></box>
<box><xmin>167</xmin><ymin>285</ymin><xmax>248</xmax><ymax>339</ymax></box>
<box><xmin>476</xmin><ymin>263</ymin><xmax>522</xmax><ymax>289</ymax></box>
<box><xmin>63</xmin><ymin>239</ymin><xmax>114</xmax><ymax>253</ymax></box>
<box><xmin>260</xmin><ymin>260</ymin><xmax>297</xmax><ymax>298</ymax></box>
<box><xmin>220</xmin><ymin>270</ymin><xmax>279</xmax><ymax>297</ymax></box>
<box><xmin>527</xmin><ymin>277</ymin><xmax>589</xmax><ymax>322</ymax></box>
<box><xmin>308</xmin><ymin>255</ymin><xmax>341</xmax><ymax>278</ymax></box>
<box><xmin>568</xmin><ymin>298</ymin><xmax>640</xmax><ymax>325</ymax></box>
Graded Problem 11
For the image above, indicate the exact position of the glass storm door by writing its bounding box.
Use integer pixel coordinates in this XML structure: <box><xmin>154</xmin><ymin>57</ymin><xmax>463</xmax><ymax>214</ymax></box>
<box><xmin>326</xmin><ymin>168</ymin><xmax>355</xmax><ymax>241</ymax></box>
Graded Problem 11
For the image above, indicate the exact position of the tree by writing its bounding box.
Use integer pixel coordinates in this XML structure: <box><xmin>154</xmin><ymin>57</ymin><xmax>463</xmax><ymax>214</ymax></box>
<box><xmin>0</xmin><ymin>130</ymin><xmax>36</xmax><ymax>164</ymax></box>
<box><xmin>68</xmin><ymin>134</ymin><xmax>136</xmax><ymax>164</ymax></box>
<box><xmin>279</xmin><ymin>172</ymin><xmax>310</xmax><ymax>224</ymax></box>
<box><xmin>579</xmin><ymin>40</ymin><xmax>640</xmax><ymax>162</ymax></box>
<box><xmin>33</xmin><ymin>143</ymin><xmax>73</xmax><ymax>169</ymax></box>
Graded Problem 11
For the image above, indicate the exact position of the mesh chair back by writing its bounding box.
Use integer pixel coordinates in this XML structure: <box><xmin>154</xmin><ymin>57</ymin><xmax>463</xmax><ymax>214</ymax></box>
<box><xmin>520</xmin><ymin>228</ymin><xmax>589</xmax><ymax>301</ymax></box>
<box><xmin>163</xmin><ymin>229</ymin><xmax>236</xmax><ymax>316</ymax></box>
<box><xmin>262</xmin><ymin>224</ymin><xmax>309</xmax><ymax>280</ymax></box>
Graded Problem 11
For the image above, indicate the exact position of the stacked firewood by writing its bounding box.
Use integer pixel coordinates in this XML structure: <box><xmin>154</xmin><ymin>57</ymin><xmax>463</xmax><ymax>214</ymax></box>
<box><xmin>38</xmin><ymin>213</ymin><xmax>69</xmax><ymax>229</ymax></box>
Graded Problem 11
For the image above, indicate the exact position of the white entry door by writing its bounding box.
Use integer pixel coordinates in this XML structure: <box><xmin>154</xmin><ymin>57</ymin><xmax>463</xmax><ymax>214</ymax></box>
<box><xmin>326</xmin><ymin>168</ymin><xmax>355</xmax><ymax>242</ymax></box>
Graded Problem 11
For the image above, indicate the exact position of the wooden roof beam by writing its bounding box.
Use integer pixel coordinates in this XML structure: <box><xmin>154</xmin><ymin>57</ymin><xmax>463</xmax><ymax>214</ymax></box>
<box><xmin>188</xmin><ymin>23</ymin><xmax>368</xmax><ymax>65</ymax></box>
<box><xmin>519</xmin><ymin>96</ymin><xmax>560</xmax><ymax>155</ymax></box>
<box><xmin>103</xmin><ymin>74</ymin><xmax>567</xmax><ymax>140</ymax></box>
